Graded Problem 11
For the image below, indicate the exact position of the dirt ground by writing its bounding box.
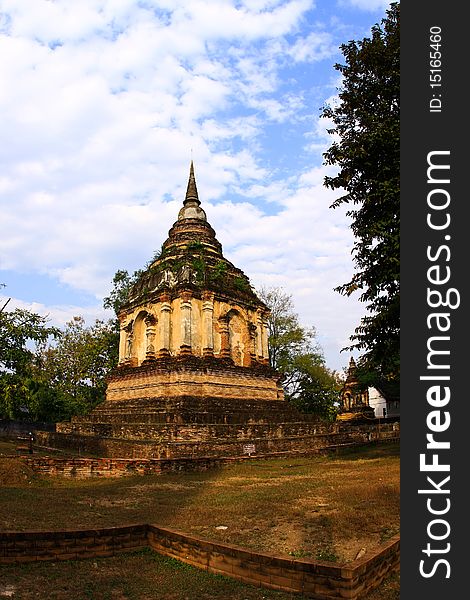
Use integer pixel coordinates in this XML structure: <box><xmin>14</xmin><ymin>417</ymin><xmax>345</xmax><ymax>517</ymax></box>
<box><xmin>0</xmin><ymin>442</ymin><xmax>400</xmax><ymax>599</ymax></box>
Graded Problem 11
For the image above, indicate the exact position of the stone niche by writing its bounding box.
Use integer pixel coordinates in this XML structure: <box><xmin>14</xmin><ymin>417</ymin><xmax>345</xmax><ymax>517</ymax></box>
<box><xmin>47</xmin><ymin>163</ymin><xmax>325</xmax><ymax>459</ymax></box>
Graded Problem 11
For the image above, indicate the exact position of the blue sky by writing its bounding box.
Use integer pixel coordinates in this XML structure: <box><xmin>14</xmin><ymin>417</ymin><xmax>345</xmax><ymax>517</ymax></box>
<box><xmin>0</xmin><ymin>0</ymin><xmax>392</xmax><ymax>372</ymax></box>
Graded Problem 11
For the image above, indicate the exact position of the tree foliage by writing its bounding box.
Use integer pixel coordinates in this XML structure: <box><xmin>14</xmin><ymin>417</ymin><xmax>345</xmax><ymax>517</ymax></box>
<box><xmin>321</xmin><ymin>2</ymin><xmax>400</xmax><ymax>384</ymax></box>
<box><xmin>0</xmin><ymin>299</ymin><xmax>118</xmax><ymax>422</ymax></box>
<box><xmin>0</xmin><ymin>307</ymin><xmax>59</xmax><ymax>420</ymax></box>
<box><xmin>258</xmin><ymin>287</ymin><xmax>340</xmax><ymax>420</ymax></box>
<box><xmin>289</xmin><ymin>363</ymin><xmax>342</xmax><ymax>422</ymax></box>
<box><xmin>0</xmin><ymin>308</ymin><xmax>59</xmax><ymax>375</ymax></box>
<box><xmin>36</xmin><ymin>317</ymin><xmax>119</xmax><ymax>417</ymax></box>
<box><xmin>258</xmin><ymin>287</ymin><xmax>317</xmax><ymax>373</ymax></box>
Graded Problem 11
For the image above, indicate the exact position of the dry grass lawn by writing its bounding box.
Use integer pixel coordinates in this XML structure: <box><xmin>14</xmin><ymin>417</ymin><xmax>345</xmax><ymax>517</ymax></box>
<box><xmin>0</xmin><ymin>442</ymin><xmax>399</xmax><ymax>564</ymax></box>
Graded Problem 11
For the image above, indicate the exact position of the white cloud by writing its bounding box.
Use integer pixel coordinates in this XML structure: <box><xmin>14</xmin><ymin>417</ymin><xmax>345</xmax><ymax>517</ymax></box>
<box><xmin>0</xmin><ymin>1</ymin><xmax>373</xmax><ymax>371</ymax></box>
<box><xmin>2</xmin><ymin>0</ymin><xmax>107</xmax><ymax>42</ymax></box>
<box><xmin>289</xmin><ymin>31</ymin><xmax>336</xmax><ymax>62</ymax></box>
<box><xmin>168</xmin><ymin>0</ymin><xmax>312</xmax><ymax>41</ymax></box>
<box><xmin>0</xmin><ymin>294</ymin><xmax>112</xmax><ymax>330</ymax></box>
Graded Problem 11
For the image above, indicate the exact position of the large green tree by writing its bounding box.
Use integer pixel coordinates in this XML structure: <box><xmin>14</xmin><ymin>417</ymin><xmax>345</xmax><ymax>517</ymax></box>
<box><xmin>290</xmin><ymin>362</ymin><xmax>341</xmax><ymax>422</ymax></box>
<box><xmin>258</xmin><ymin>287</ymin><xmax>318</xmax><ymax>374</ymax></box>
<box><xmin>36</xmin><ymin>317</ymin><xmax>119</xmax><ymax>417</ymax></box>
<box><xmin>321</xmin><ymin>2</ymin><xmax>399</xmax><ymax>384</ymax></box>
<box><xmin>0</xmin><ymin>283</ymin><xmax>119</xmax><ymax>421</ymax></box>
<box><xmin>258</xmin><ymin>287</ymin><xmax>340</xmax><ymax>420</ymax></box>
<box><xmin>0</xmin><ymin>306</ymin><xmax>59</xmax><ymax>420</ymax></box>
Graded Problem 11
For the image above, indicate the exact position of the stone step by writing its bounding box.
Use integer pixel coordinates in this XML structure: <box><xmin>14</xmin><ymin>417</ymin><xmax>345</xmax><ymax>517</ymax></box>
<box><xmin>37</xmin><ymin>426</ymin><xmax>398</xmax><ymax>460</ymax></box>
<box><xmin>57</xmin><ymin>420</ymin><xmax>327</xmax><ymax>442</ymax></box>
<box><xmin>71</xmin><ymin>396</ymin><xmax>316</xmax><ymax>426</ymax></box>
<box><xmin>89</xmin><ymin>396</ymin><xmax>305</xmax><ymax>412</ymax></box>
<box><xmin>74</xmin><ymin>410</ymin><xmax>311</xmax><ymax>425</ymax></box>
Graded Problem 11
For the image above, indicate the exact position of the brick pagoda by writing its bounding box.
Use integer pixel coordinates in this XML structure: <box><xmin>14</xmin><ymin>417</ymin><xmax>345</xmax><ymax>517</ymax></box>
<box><xmin>45</xmin><ymin>164</ymin><xmax>330</xmax><ymax>458</ymax></box>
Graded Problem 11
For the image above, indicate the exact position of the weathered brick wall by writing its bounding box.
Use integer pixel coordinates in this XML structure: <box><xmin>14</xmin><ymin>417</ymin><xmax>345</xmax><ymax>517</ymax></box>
<box><xmin>0</xmin><ymin>524</ymin><xmax>399</xmax><ymax>599</ymax></box>
<box><xmin>146</xmin><ymin>526</ymin><xmax>400</xmax><ymax>600</ymax></box>
<box><xmin>106</xmin><ymin>364</ymin><xmax>282</xmax><ymax>402</ymax></box>
<box><xmin>35</xmin><ymin>423</ymin><xmax>399</xmax><ymax>460</ymax></box>
<box><xmin>67</xmin><ymin>395</ymin><xmax>319</xmax><ymax>425</ymax></box>
<box><xmin>20</xmin><ymin>456</ymin><xmax>225</xmax><ymax>478</ymax></box>
<box><xmin>0</xmin><ymin>420</ymin><xmax>55</xmax><ymax>436</ymax></box>
<box><xmin>55</xmin><ymin>421</ymin><xmax>329</xmax><ymax>442</ymax></box>
<box><xmin>17</xmin><ymin>434</ymin><xmax>398</xmax><ymax>479</ymax></box>
<box><xmin>0</xmin><ymin>525</ymin><xmax>147</xmax><ymax>564</ymax></box>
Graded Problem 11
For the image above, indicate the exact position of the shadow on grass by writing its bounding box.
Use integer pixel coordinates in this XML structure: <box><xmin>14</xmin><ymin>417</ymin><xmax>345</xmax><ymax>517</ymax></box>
<box><xmin>326</xmin><ymin>441</ymin><xmax>400</xmax><ymax>462</ymax></box>
<box><xmin>0</xmin><ymin>465</ymin><xmax>223</xmax><ymax>532</ymax></box>
<box><xmin>0</xmin><ymin>549</ymin><xmax>308</xmax><ymax>600</ymax></box>
<box><xmin>0</xmin><ymin>548</ymin><xmax>400</xmax><ymax>600</ymax></box>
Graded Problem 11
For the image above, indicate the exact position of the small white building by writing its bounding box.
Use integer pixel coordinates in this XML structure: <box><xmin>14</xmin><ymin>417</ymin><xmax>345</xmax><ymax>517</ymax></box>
<box><xmin>368</xmin><ymin>387</ymin><xmax>400</xmax><ymax>419</ymax></box>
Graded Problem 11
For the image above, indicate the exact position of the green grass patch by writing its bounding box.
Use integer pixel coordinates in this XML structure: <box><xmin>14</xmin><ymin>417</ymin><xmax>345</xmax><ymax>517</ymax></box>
<box><xmin>0</xmin><ymin>550</ymin><xmax>309</xmax><ymax>600</ymax></box>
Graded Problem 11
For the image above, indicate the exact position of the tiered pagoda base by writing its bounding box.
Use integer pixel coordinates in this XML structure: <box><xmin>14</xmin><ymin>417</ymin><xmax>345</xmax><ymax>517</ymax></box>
<box><xmin>105</xmin><ymin>357</ymin><xmax>283</xmax><ymax>403</ymax></box>
<box><xmin>38</xmin><ymin>358</ymin><xmax>341</xmax><ymax>459</ymax></box>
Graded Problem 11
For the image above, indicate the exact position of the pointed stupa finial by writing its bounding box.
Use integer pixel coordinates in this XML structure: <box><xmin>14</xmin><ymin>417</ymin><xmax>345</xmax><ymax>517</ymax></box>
<box><xmin>184</xmin><ymin>160</ymin><xmax>200</xmax><ymax>205</ymax></box>
<box><xmin>346</xmin><ymin>356</ymin><xmax>356</xmax><ymax>383</ymax></box>
<box><xmin>346</xmin><ymin>356</ymin><xmax>357</xmax><ymax>381</ymax></box>
<box><xmin>178</xmin><ymin>161</ymin><xmax>207</xmax><ymax>221</ymax></box>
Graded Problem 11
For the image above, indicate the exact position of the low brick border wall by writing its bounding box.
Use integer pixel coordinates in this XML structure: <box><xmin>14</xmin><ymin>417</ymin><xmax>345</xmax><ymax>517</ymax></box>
<box><xmin>18</xmin><ymin>455</ymin><xmax>226</xmax><ymax>477</ymax></box>
<box><xmin>0</xmin><ymin>524</ymin><xmax>148</xmax><ymax>564</ymax></box>
<box><xmin>147</xmin><ymin>526</ymin><xmax>399</xmax><ymax>600</ymax></box>
<box><xmin>0</xmin><ymin>524</ymin><xmax>399</xmax><ymax>599</ymax></box>
<box><xmin>7</xmin><ymin>436</ymin><xmax>399</xmax><ymax>478</ymax></box>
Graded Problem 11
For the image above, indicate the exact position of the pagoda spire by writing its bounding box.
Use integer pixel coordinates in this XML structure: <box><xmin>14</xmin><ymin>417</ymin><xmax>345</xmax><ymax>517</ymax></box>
<box><xmin>345</xmin><ymin>356</ymin><xmax>357</xmax><ymax>382</ymax></box>
<box><xmin>177</xmin><ymin>161</ymin><xmax>207</xmax><ymax>222</ymax></box>
<box><xmin>184</xmin><ymin>160</ymin><xmax>200</xmax><ymax>205</ymax></box>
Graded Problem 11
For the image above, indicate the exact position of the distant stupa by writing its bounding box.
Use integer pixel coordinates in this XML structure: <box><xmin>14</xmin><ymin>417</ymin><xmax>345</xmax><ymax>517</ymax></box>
<box><xmin>337</xmin><ymin>357</ymin><xmax>374</xmax><ymax>421</ymax></box>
